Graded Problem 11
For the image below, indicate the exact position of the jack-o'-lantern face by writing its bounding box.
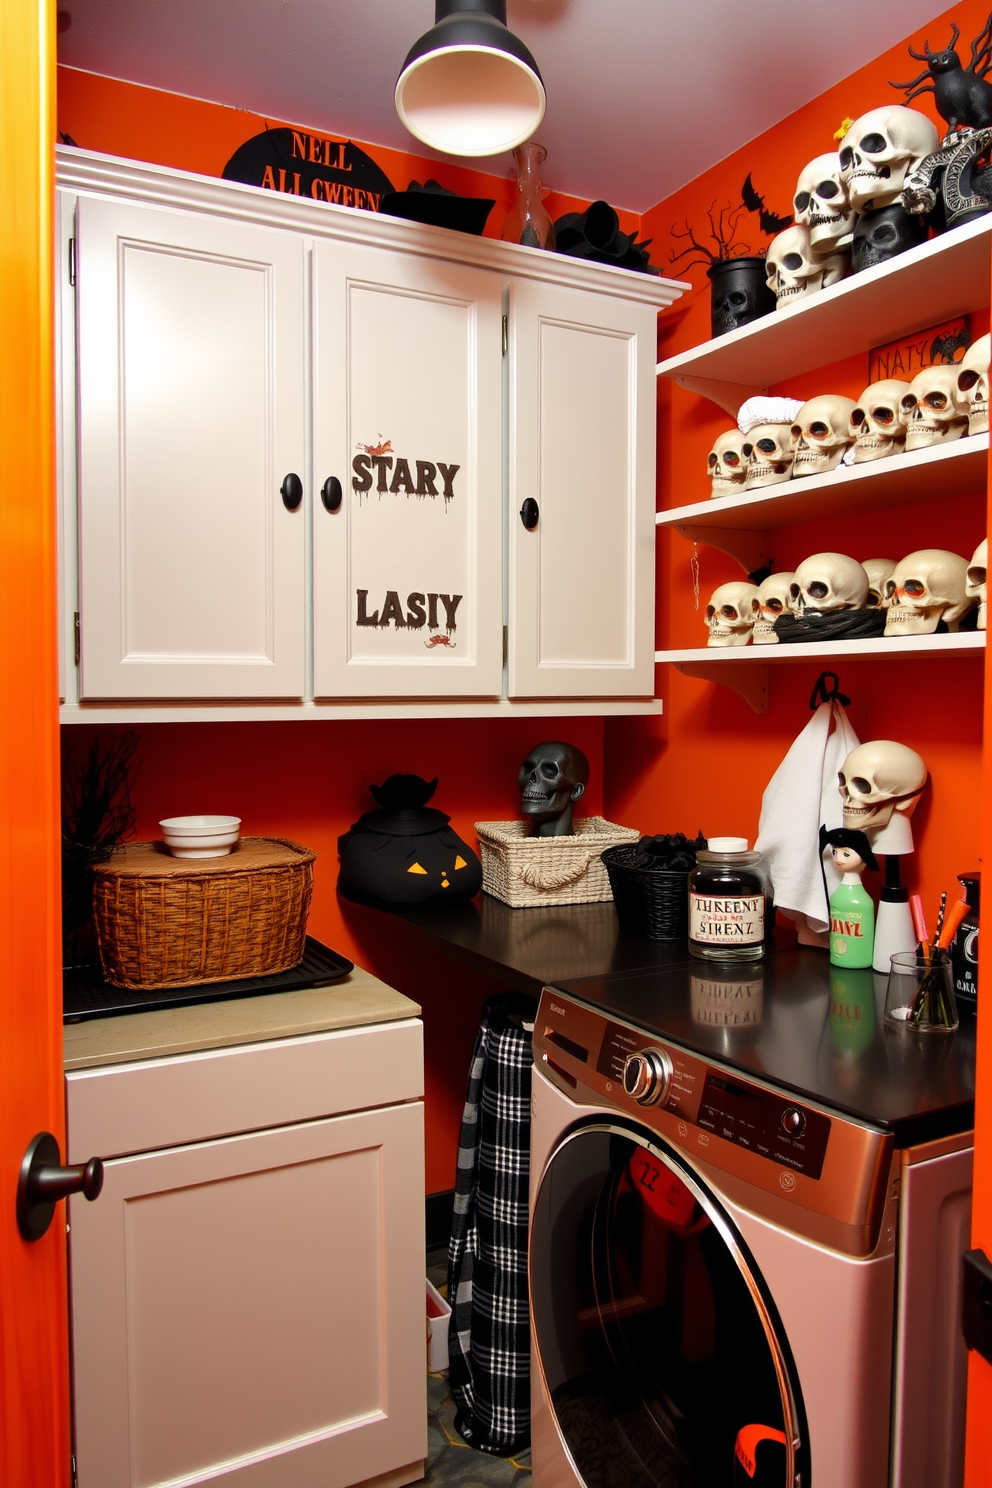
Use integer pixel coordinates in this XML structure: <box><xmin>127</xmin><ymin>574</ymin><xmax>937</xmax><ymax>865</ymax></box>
<box><xmin>407</xmin><ymin>851</ymin><xmax>471</xmax><ymax>891</ymax></box>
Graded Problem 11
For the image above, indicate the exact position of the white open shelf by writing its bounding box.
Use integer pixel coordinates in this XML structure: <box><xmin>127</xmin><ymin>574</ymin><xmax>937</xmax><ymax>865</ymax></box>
<box><xmin>656</xmin><ymin>215</ymin><xmax>992</xmax><ymax>413</ymax></box>
<box><xmin>657</xmin><ymin>434</ymin><xmax>989</xmax><ymax>568</ymax></box>
<box><xmin>655</xmin><ymin>630</ymin><xmax>985</xmax><ymax>714</ymax></box>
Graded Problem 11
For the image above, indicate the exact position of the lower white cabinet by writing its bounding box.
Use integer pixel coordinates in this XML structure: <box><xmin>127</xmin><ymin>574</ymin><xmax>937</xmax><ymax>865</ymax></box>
<box><xmin>66</xmin><ymin>1020</ymin><xmax>426</xmax><ymax>1488</ymax></box>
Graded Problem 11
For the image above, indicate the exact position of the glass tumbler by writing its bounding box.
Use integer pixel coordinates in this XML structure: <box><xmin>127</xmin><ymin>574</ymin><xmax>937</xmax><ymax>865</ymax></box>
<box><xmin>884</xmin><ymin>950</ymin><xmax>958</xmax><ymax>1033</ymax></box>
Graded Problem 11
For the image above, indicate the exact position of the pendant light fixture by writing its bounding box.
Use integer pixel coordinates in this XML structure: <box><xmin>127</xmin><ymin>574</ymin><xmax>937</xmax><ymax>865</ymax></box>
<box><xmin>395</xmin><ymin>0</ymin><xmax>546</xmax><ymax>159</ymax></box>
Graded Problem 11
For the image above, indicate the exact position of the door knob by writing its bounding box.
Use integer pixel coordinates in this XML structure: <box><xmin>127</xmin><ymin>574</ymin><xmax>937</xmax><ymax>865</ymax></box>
<box><xmin>280</xmin><ymin>472</ymin><xmax>304</xmax><ymax>511</ymax></box>
<box><xmin>321</xmin><ymin>477</ymin><xmax>343</xmax><ymax>512</ymax></box>
<box><xmin>17</xmin><ymin>1132</ymin><xmax>104</xmax><ymax>1242</ymax></box>
<box><xmin>520</xmin><ymin>498</ymin><xmax>539</xmax><ymax>530</ymax></box>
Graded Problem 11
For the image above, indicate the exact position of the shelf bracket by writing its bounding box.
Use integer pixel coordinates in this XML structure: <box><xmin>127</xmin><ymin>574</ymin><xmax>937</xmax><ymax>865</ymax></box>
<box><xmin>675</xmin><ymin>660</ymin><xmax>769</xmax><ymax>715</ymax></box>
<box><xmin>670</xmin><ymin>374</ymin><xmax>766</xmax><ymax>417</ymax></box>
<box><xmin>673</xmin><ymin>522</ymin><xmax>770</xmax><ymax>574</ymax></box>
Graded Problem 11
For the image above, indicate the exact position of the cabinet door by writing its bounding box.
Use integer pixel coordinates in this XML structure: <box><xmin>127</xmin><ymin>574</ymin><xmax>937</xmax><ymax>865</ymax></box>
<box><xmin>75</xmin><ymin>197</ymin><xmax>306</xmax><ymax>699</ymax></box>
<box><xmin>69</xmin><ymin>1101</ymin><xmax>426</xmax><ymax>1488</ymax></box>
<box><xmin>313</xmin><ymin>241</ymin><xmax>503</xmax><ymax>698</ymax></box>
<box><xmin>508</xmin><ymin>280</ymin><xmax>657</xmax><ymax>697</ymax></box>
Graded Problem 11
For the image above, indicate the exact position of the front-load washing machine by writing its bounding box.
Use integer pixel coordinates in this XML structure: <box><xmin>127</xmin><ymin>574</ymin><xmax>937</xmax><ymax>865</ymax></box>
<box><xmin>529</xmin><ymin>968</ymin><xmax>972</xmax><ymax>1488</ymax></box>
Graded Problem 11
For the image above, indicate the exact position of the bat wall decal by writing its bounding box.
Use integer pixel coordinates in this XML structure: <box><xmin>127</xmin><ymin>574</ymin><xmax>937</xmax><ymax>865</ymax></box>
<box><xmin>741</xmin><ymin>174</ymin><xmax>793</xmax><ymax>235</ymax></box>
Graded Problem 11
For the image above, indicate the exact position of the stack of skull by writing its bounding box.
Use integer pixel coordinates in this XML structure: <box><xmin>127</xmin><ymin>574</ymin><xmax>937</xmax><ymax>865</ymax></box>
<box><xmin>706</xmin><ymin>543</ymin><xmax>987</xmax><ymax>646</ymax></box>
<box><xmin>708</xmin><ymin>341</ymin><xmax>990</xmax><ymax>502</ymax></box>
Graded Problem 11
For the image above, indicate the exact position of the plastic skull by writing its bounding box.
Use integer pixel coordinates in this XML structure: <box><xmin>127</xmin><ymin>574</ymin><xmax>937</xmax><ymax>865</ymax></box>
<box><xmin>838</xmin><ymin>741</ymin><xmax>927</xmax><ymax>832</ymax></box>
<box><xmin>966</xmin><ymin>538</ymin><xmax>987</xmax><ymax>631</ymax></box>
<box><xmin>518</xmin><ymin>741</ymin><xmax>589</xmax><ymax>837</ymax></box>
<box><xmin>901</xmin><ymin>367</ymin><xmax>970</xmax><ymax>451</ymax></box>
<box><xmin>793</xmin><ymin>152</ymin><xmax>856</xmax><ymax>253</ymax></box>
<box><xmin>707</xmin><ymin>428</ymin><xmax>748</xmax><ymax>499</ymax></box>
<box><xmin>838</xmin><ymin>106</ymin><xmax>940</xmax><ymax>212</ymax></box>
<box><xmin>791</xmin><ymin>553</ymin><xmax>869</xmax><ymax>613</ymax></box>
<box><xmin>742</xmin><ymin>423</ymin><xmax>796</xmax><ymax>488</ymax></box>
<box><xmin>957</xmin><ymin>333</ymin><xmax>991</xmax><ymax>436</ymax></box>
<box><xmin>765</xmin><ymin>224</ymin><xmax>822</xmax><ymax>307</ymax></box>
<box><xmin>850</xmin><ymin>381</ymin><xmax>912</xmax><ymax>462</ymax></box>
<box><xmin>861</xmin><ymin>558</ymin><xmax>897</xmax><ymax>608</ymax></box>
<box><xmin>884</xmin><ymin>549</ymin><xmax>973</xmax><ymax>634</ymax></box>
<box><xmin>750</xmin><ymin>572</ymin><xmax>797</xmax><ymax>645</ymax></box>
<box><xmin>791</xmin><ymin>395</ymin><xmax>859</xmax><ymax>477</ymax></box>
<box><xmin>705</xmin><ymin>582</ymin><xmax>761</xmax><ymax>647</ymax></box>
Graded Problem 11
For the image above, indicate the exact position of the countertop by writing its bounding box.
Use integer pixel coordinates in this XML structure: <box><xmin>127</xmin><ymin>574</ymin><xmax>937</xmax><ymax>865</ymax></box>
<box><xmin>63</xmin><ymin>966</ymin><xmax>421</xmax><ymax>1071</ymax></box>
<box><xmin>383</xmin><ymin>898</ymin><xmax>975</xmax><ymax>1145</ymax></box>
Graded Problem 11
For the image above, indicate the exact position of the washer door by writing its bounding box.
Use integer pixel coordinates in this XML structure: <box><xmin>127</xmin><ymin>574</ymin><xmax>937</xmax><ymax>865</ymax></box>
<box><xmin>530</xmin><ymin>1121</ymin><xmax>807</xmax><ymax>1488</ymax></box>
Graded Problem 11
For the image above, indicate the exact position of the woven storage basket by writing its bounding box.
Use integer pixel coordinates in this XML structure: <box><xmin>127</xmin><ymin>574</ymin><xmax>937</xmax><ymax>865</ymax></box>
<box><xmin>91</xmin><ymin>837</ymin><xmax>316</xmax><ymax>989</ymax></box>
<box><xmin>601</xmin><ymin>843</ymin><xmax>691</xmax><ymax>941</ymax></box>
<box><xmin>475</xmin><ymin>817</ymin><xmax>639</xmax><ymax>909</ymax></box>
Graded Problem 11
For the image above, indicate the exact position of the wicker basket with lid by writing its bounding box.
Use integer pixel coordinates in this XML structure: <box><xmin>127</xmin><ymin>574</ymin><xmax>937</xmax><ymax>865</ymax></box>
<box><xmin>91</xmin><ymin>837</ymin><xmax>316</xmax><ymax>989</ymax></box>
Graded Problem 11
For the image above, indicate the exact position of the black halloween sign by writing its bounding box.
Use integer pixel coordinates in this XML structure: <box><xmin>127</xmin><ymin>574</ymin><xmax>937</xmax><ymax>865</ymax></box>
<box><xmin>222</xmin><ymin>128</ymin><xmax>394</xmax><ymax>211</ymax></box>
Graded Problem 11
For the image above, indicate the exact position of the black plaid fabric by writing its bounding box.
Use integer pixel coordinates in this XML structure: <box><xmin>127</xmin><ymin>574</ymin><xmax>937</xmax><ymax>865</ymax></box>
<box><xmin>447</xmin><ymin>991</ymin><xmax>536</xmax><ymax>1456</ymax></box>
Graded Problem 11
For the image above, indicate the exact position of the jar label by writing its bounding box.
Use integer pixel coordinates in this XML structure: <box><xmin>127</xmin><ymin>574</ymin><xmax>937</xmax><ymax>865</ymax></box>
<box><xmin>689</xmin><ymin>893</ymin><xmax>764</xmax><ymax>947</ymax></box>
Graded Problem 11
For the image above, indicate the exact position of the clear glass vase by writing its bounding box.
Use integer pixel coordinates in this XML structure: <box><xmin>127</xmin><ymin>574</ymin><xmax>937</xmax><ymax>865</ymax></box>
<box><xmin>502</xmin><ymin>142</ymin><xmax>555</xmax><ymax>251</ymax></box>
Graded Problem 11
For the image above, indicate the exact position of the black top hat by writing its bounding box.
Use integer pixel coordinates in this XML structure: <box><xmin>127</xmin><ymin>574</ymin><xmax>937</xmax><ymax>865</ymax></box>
<box><xmin>381</xmin><ymin>179</ymin><xmax>495</xmax><ymax>235</ymax></box>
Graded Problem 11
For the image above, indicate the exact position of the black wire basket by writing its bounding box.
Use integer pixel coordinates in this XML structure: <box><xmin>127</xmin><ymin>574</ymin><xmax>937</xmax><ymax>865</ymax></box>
<box><xmin>601</xmin><ymin>843</ymin><xmax>691</xmax><ymax>941</ymax></box>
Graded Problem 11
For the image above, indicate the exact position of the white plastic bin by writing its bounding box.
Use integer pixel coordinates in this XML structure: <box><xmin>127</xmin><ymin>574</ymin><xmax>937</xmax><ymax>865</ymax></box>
<box><xmin>427</xmin><ymin>1279</ymin><xmax>451</xmax><ymax>1372</ymax></box>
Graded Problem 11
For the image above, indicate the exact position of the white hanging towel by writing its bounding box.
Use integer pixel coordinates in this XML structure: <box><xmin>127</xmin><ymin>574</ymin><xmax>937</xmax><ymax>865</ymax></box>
<box><xmin>755</xmin><ymin>698</ymin><xmax>860</xmax><ymax>936</ymax></box>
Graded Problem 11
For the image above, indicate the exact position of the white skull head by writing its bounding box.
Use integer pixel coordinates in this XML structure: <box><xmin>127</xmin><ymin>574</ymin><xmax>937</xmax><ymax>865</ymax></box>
<box><xmin>765</xmin><ymin>224</ymin><xmax>824</xmax><ymax>308</ymax></box>
<box><xmin>791</xmin><ymin>395</ymin><xmax>859</xmax><ymax>477</ymax></box>
<box><xmin>901</xmin><ymin>366</ymin><xmax>970</xmax><ymax>451</ymax></box>
<box><xmin>966</xmin><ymin>538</ymin><xmax>987</xmax><ymax>631</ymax></box>
<box><xmin>850</xmin><ymin>381</ymin><xmax>912</xmax><ymax>462</ymax></box>
<box><xmin>705</xmin><ymin>582</ymin><xmax>761</xmax><ymax>647</ymax></box>
<box><xmin>792</xmin><ymin>553</ymin><xmax>869</xmax><ymax>613</ymax></box>
<box><xmin>861</xmin><ymin>558</ymin><xmax>897</xmax><ymax>608</ymax></box>
<box><xmin>884</xmin><ymin>548</ymin><xmax>973</xmax><ymax>634</ymax></box>
<box><xmin>838</xmin><ymin>741</ymin><xmax>927</xmax><ymax>832</ymax></box>
<box><xmin>957</xmin><ymin>333</ymin><xmax>990</xmax><ymax>436</ymax></box>
<box><xmin>742</xmin><ymin>423</ymin><xmax>796</xmax><ymax>488</ymax></box>
<box><xmin>707</xmin><ymin>428</ymin><xmax>748</xmax><ymax>499</ymax></box>
<box><xmin>750</xmin><ymin>572</ymin><xmax>797</xmax><ymax>645</ymax></box>
<box><xmin>838</xmin><ymin>106</ymin><xmax>940</xmax><ymax>212</ymax></box>
<box><xmin>793</xmin><ymin>153</ymin><xmax>856</xmax><ymax>253</ymax></box>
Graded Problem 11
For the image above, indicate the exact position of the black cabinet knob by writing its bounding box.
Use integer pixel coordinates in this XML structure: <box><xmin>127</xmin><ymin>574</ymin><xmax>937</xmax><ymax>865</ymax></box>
<box><xmin>280</xmin><ymin>473</ymin><xmax>304</xmax><ymax>511</ymax></box>
<box><xmin>520</xmin><ymin>498</ymin><xmax>539</xmax><ymax>530</ymax></box>
<box><xmin>321</xmin><ymin>477</ymin><xmax>343</xmax><ymax>513</ymax></box>
<box><xmin>17</xmin><ymin>1132</ymin><xmax>104</xmax><ymax>1241</ymax></box>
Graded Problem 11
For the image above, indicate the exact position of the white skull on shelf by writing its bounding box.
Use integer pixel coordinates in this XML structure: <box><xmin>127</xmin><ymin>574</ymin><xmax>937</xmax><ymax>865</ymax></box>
<box><xmin>838</xmin><ymin>741</ymin><xmax>927</xmax><ymax>832</ymax></box>
<box><xmin>707</xmin><ymin>428</ymin><xmax>748</xmax><ymax>499</ymax></box>
<box><xmin>705</xmin><ymin>582</ymin><xmax>761</xmax><ymax>647</ymax></box>
<box><xmin>849</xmin><ymin>381</ymin><xmax>912</xmax><ymax>462</ymax></box>
<box><xmin>966</xmin><ymin>539</ymin><xmax>987</xmax><ymax>630</ymax></box>
<box><xmin>791</xmin><ymin>395</ymin><xmax>859</xmax><ymax>477</ymax></box>
<box><xmin>742</xmin><ymin>423</ymin><xmax>796</xmax><ymax>488</ymax></box>
<box><xmin>793</xmin><ymin>152</ymin><xmax>857</xmax><ymax>253</ymax></box>
<box><xmin>792</xmin><ymin>553</ymin><xmax>869</xmax><ymax>613</ymax></box>
<box><xmin>901</xmin><ymin>367</ymin><xmax>970</xmax><ymax>451</ymax></box>
<box><xmin>884</xmin><ymin>549</ymin><xmax>974</xmax><ymax>634</ymax></box>
<box><xmin>751</xmin><ymin>572</ymin><xmax>797</xmax><ymax>645</ymax></box>
<box><xmin>764</xmin><ymin>225</ymin><xmax>827</xmax><ymax>308</ymax></box>
<box><xmin>957</xmin><ymin>333</ymin><xmax>991</xmax><ymax>436</ymax></box>
<box><xmin>838</xmin><ymin>106</ymin><xmax>940</xmax><ymax>213</ymax></box>
<box><xmin>861</xmin><ymin>558</ymin><xmax>898</xmax><ymax>608</ymax></box>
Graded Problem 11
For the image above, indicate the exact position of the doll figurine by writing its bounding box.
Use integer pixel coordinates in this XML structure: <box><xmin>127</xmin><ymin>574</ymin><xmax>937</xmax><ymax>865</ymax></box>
<box><xmin>820</xmin><ymin>827</ymin><xmax>877</xmax><ymax>968</ymax></box>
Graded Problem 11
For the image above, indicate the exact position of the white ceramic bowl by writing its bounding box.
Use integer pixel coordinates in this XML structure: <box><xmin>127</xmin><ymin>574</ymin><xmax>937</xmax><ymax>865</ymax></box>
<box><xmin>159</xmin><ymin>815</ymin><xmax>242</xmax><ymax>859</ymax></box>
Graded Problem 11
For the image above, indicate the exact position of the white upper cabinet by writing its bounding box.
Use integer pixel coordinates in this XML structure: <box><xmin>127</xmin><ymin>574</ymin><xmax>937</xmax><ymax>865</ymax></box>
<box><xmin>75</xmin><ymin>196</ymin><xmax>307</xmax><ymax>699</ymax></box>
<box><xmin>312</xmin><ymin>241</ymin><xmax>503</xmax><ymax>698</ymax></box>
<box><xmin>509</xmin><ymin>280</ymin><xmax>657</xmax><ymax>697</ymax></box>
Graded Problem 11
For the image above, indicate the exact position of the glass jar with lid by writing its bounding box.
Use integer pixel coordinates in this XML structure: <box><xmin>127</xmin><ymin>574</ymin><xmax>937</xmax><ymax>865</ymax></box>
<box><xmin>688</xmin><ymin>837</ymin><xmax>766</xmax><ymax>962</ymax></box>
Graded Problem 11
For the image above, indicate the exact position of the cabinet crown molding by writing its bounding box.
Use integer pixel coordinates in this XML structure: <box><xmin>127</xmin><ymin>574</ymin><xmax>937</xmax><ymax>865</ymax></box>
<box><xmin>57</xmin><ymin>145</ymin><xmax>689</xmax><ymax>309</ymax></box>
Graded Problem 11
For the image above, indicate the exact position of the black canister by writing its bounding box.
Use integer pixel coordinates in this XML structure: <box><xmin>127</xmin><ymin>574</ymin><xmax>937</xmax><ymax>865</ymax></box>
<box><xmin>707</xmin><ymin>257</ymin><xmax>775</xmax><ymax>339</ymax></box>
<box><xmin>951</xmin><ymin>872</ymin><xmax>980</xmax><ymax>1014</ymax></box>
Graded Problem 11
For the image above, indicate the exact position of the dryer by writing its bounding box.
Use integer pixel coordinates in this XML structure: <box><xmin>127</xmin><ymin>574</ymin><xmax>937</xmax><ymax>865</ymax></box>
<box><xmin>529</xmin><ymin>962</ymin><xmax>973</xmax><ymax>1488</ymax></box>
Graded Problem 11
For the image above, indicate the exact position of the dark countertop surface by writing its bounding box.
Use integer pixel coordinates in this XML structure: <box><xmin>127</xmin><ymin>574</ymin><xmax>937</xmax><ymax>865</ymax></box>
<box><xmin>389</xmin><ymin>897</ymin><xmax>975</xmax><ymax>1145</ymax></box>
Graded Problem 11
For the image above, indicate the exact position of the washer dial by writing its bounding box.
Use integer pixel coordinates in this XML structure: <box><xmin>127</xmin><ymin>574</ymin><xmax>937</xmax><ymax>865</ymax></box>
<box><xmin>622</xmin><ymin>1047</ymin><xmax>674</xmax><ymax>1107</ymax></box>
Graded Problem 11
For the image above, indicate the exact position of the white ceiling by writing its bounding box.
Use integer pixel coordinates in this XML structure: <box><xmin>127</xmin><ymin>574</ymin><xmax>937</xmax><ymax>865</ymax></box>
<box><xmin>58</xmin><ymin>0</ymin><xmax>950</xmax><ymax>212</ymax></box>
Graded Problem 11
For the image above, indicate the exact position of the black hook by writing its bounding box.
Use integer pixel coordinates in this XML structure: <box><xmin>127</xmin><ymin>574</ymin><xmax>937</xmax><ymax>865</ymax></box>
<box><xmin>809</xmin><ymin>671</ymin><xmax>851</xmax><ymax>710</ymax></box>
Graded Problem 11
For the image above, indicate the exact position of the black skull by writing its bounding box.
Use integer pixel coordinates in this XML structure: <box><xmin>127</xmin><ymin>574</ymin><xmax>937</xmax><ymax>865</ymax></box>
<box><xmin>707</xmin><ymin>257</ymin><xmax>775</xmax><ymax>338</ymax></box>
<box><xmin>852</xmin><ymin>204</ymin><xmax>928</xmax><ymax>272</ymax></box>
<box><xmin>518</xmin><ymin>741</ymin><xmax>590</xmax><ymax>838</ymax></box>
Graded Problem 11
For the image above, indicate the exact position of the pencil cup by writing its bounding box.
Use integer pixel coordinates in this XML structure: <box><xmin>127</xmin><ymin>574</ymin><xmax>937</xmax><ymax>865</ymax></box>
<box><xmin>884</xmin><ymin>950</ymin><xmax>958</xmax><ymax>1033</ymax></box>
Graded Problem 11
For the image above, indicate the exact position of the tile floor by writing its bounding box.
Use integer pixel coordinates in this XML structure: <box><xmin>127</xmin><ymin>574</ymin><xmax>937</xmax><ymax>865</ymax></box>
<box><xmin>424</xmin><ymin>1247</ymin><xmax>532</xmax><ymax>1488</ymax></box>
